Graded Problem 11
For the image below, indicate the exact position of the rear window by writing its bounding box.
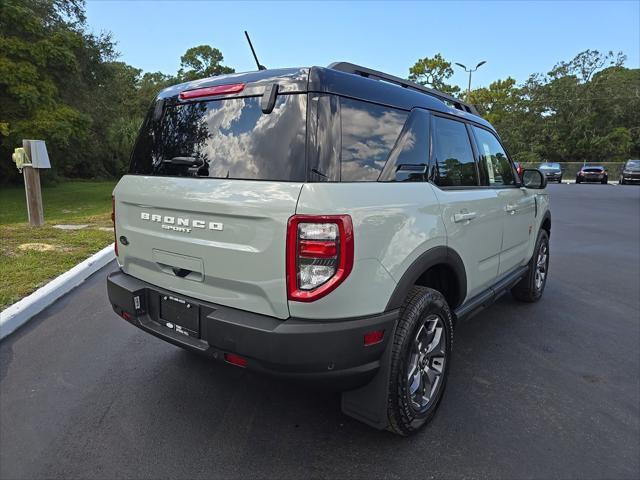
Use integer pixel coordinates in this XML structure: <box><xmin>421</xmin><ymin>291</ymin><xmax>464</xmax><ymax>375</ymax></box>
<box><xmin>130</xmin><ymin>94</ymin><xmax>307</xmax><ymax>181</ymax></box>
<box><xmin>583</xmin><ymin>167</ymin><xmax>603</xmax><ymax>172</ymax></box>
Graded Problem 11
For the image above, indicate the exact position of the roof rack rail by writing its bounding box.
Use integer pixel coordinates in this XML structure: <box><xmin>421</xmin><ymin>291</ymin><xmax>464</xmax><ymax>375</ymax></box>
<box><xmin>327</xmin><ymin>62</ymin><xmax>480</xmax><ymax>116</ymax></box>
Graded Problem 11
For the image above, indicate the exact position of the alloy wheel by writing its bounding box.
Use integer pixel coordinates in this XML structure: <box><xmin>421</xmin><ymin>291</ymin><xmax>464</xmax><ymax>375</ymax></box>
<box><xmin>406</xmin><ymin>314</ymin><xmax>447</xmax><ymax>412</ymax></box>
<box><xmin>535</xmin><ymin>241</ymin><xmax>549</xmax><ymax>290</ymax></box>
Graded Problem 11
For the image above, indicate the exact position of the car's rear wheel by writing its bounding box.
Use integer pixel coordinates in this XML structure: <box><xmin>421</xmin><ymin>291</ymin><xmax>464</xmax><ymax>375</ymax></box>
<box><xmin>512</xmin><ymin>230</ymin><xmax>549</xmax><ymax>302</ymax></box>
<box><xmin>386</xmin><ymin>286</ymin><xmax>453</xmax><ymax>436</ymax></box>
<box><xmin>601</xmin><ymin>177</ymin><xmax>608</xmax><ymax>184</ymax></box>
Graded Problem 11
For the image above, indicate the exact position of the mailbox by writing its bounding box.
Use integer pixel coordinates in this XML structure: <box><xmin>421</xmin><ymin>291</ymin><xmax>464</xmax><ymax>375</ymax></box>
<box><xmin>12</xmin><ymin>140</ymin><xmax>51</xmax><ymax>226</ymax></box>
<box><xmin>23</xmin><ymin>140</ymin><xmax>51</xmax><ymax>169</ymax></box>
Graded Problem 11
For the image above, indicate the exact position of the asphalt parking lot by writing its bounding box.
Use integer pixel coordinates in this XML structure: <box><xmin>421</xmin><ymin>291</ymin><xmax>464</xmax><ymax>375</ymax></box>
<box><xmin>1</xmin><ymin>183</ymin><xmax>639</xmax><ymax>480</ymax></box>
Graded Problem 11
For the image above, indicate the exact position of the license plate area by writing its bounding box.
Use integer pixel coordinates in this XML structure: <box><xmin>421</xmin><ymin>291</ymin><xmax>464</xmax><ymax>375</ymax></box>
<box><xmin>160</xmin><ymin>295</ymin><xmax>199</xmax><ymax>337</ymax></box>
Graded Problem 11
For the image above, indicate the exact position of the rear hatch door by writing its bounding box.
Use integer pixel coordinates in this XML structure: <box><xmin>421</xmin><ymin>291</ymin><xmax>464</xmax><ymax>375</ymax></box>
<box><xmin>114</xmin><ymin>78</ymin><xmax>308</xmax><ymax>319</ymax></box>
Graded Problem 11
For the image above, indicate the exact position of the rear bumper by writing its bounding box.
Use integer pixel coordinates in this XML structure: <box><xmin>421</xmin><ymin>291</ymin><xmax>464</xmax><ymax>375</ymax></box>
<box><xmin>107</xmin><ymin>270</ymin><xmax>397</xmax><ymax>390</ymax></box>
<box><xmin>577</xmin><ymin>175</ymin><xmax>606</xmax><ymax>182</ymax></box>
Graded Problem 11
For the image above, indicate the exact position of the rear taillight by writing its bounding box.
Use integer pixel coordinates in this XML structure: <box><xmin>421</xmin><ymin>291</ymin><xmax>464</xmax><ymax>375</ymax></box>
<box><xmin>179</xmin><ymin>83</ymin><xmax>245</xmax><ymax>100</ymax></box>
<box><xmin>287</xmin><ymin>215</ymin><xmax>354</xmax><ymax>302</ymax></box>
<box><xmin>111</xmin><ymin>195</ymin><xmax>118</xmax><ymax>257</ymax></box>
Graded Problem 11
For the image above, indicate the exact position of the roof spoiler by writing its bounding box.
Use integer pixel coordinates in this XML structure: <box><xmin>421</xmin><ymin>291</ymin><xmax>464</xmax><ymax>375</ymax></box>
<box><xmin>327</xmin><ymin>61</ymin><xmax>480</xmax><ymax>116</ymax></box>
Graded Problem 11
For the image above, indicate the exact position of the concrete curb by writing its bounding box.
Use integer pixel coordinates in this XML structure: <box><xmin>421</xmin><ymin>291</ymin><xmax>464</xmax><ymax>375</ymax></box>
<box><xmin>0</xmin><ymin>244</ymin><xmax>115</xmax><ymax>340</ymax></box>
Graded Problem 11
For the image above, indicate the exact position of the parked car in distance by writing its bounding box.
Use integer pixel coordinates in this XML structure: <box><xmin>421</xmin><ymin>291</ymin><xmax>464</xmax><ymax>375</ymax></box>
<box><xmin>538</xmin><ymin>162</ymin><xmax>563</xmax><ymax>183</ymax></box>
<box><xmin>619</xmin><ymin>159</ymin><xmax>640</xmax><ymax>185</ymax></box>
<box><xmin>576</xmin><ymin>165</ymin><xmax>608</xmax><ymax>184</ymax></box>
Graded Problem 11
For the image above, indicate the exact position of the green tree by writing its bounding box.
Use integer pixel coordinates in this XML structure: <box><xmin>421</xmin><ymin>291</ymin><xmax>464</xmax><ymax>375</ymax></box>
<box><xmin>467</xmin><ymin>50</ymin><xmax>639</xmax><ymax>163</ymax></box>
<box><xmin>0</xmin><ymin>1</ymin><xmax>237</xmax><ymax>184</ymax></box>
<box><xmin>408</xmin><ymin>54</ymin><xmax>461</xmax><ymax>96</ymax></box>
<box><xmin>178</xmin><ymin>45</ymin><xmax>234</xmax><ymax>82</ymax></box>
<box><xmin>0</xmin><ymin>0</ymin><xmax>121</xmax><ymax>182</ymax></box>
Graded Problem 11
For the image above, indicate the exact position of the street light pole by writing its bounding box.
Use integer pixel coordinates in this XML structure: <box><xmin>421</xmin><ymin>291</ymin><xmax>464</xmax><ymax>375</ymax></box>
<box><xmin>455</xmin><ymin>60</ymin><xmax>487</xmax><ymax>100</ymax></box>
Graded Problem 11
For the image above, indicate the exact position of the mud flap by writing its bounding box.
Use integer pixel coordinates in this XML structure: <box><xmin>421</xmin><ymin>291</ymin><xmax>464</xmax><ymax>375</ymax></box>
<box><xmin>340</xmin><ymin>321</ymin><xmax>397</xmax><ymax>430</ymax></box>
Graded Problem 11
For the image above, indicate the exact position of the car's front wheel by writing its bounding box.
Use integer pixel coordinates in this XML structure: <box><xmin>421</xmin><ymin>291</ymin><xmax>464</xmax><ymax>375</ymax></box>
<box><xmin>386</xmin><ymin>286</ymin><xmax>453</xmax><ymax>436</ymax></box>
<box><xmin>512</xmin><ymin>229</ymin><xmax>550</xmax><ymax>302</ymax></box>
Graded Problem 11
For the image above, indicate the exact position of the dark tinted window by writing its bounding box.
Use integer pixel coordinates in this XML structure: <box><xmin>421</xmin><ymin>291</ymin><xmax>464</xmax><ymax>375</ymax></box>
<box><xmin>432</xmin><ymin>117</ymin><xmax>478</xmax><ymax>187</ymax></box>
<box><xmin>539</xmin><ymin>162</ymin><xmax>561</xmax><ymax>171</ymax></box>
<box><xmin>307</xmin><ymin>94</ymin><xmax>341</xmax><ymax>181</ymax></box>
<box><xmin>340</xmin><ymin>98</ymin><xmax>407</xmax><ymax>181</ymax></box>
<box><xmin>473</xmin><ymin>126</ymin><xmax>515</xmax><ymax>186</ymax></box>
<box><xmin>379</xmin><ymin>109</ymin><xmax>430</xmax><ymax>182</ymax></box>
<box><xmin>130</xmin><ymin>94</ymin><xmax>306</xmax><ymax>181</ymax></box>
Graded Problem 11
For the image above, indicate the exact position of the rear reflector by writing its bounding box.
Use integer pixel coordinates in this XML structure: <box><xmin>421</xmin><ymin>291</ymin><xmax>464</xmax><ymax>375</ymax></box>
<box><xmin>298</xmin><ymin>240</ymin><xmax>338</xmax><ymax>258</ymax></box>
<box><xmin>179</xmin><ymin>83</ymin><xmax>245</xmax><ymax>100</ymax></box>
<box><xmin>224</xmin><ymin>353</ymin><xmax>247</xmax><ymax>368</ymax></box>
<box><xmin>121</xmin><ymin>311</ymin><xmax>132</xmax><ymax>321</ymax></box>
<box><xmin>112</xmin><ymin>196</ymin><xmax>118</xmax><ymax>257</ymax></box>
<box><xmin>364</xmin><ymin>330</ymin><xmax>384</xmax><ymax>346</ymax></box>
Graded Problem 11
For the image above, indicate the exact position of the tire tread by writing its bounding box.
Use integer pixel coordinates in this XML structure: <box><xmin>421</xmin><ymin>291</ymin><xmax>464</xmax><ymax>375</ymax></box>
<box><xmin>386</xmin><ymin>286</ymin><xmax>453</xmax><ymax>435</ymax></box>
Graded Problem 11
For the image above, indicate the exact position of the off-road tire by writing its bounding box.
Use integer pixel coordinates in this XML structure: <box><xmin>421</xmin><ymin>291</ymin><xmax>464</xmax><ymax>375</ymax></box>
<box><xmin>386</xmin><ymin>286</ymin><xmax>453</xmax><ymax>436</ymax></box>
<box><xmin>511</xmin><ymin>229</ymin><xmax>550</xmax><ymax>302</ymax></box>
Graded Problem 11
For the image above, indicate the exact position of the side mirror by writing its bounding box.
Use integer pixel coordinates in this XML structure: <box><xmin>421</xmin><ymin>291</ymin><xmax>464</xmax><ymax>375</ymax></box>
<box><xmin>522</xmin><ymin>169</ymin><xmax>547</xmax><ymax>189</ymax></box>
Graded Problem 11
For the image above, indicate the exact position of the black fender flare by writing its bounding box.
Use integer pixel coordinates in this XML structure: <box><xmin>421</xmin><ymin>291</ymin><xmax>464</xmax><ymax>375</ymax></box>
<box><xmin>541</xmin><ymin>210</ymin><xmax>551</xmax><ymax>236</ymax></box>
<box><xmin>385</xmin><ymin>246</ymin><xmax>467</xmax><ymax>311</ymax></box>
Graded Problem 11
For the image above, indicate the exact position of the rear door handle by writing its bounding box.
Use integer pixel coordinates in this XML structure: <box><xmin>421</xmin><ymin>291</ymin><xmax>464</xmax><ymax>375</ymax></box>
<box><xmin>453</xmin><ymin>212</ymin><xmax>477</xmax><ymax>223</ymax></box>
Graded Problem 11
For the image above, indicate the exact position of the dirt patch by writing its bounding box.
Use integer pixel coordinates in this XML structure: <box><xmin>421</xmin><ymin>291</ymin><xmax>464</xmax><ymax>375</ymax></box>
<box><xmin>17</xmin><ymin>243</ymin><xmax>57</xmax><ymax>252</ymax></box>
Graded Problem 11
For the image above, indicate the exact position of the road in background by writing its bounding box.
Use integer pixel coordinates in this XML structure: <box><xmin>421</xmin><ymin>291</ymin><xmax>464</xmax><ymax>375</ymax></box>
<box><xmin>1</xmin><ymin>184</ymin><xmax>639</xmax><ymax>479</ymax></box>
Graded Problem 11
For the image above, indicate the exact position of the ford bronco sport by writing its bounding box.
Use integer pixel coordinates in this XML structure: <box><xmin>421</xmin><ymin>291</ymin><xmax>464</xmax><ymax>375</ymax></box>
<box><xmin>107</xmin><ymin>62</ymin><xmax>551</xmax><ymax>435</ymax></box>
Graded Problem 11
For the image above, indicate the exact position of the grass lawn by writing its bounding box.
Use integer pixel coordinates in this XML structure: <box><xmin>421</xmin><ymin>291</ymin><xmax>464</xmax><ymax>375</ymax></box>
<box><xmin>0</xmin><ymin>181</ymin><xmax>117</xmax><ymax>310</ymax></box>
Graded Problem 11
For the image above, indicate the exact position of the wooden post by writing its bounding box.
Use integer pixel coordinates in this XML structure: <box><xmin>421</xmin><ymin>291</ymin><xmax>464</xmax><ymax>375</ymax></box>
<box><xmin>23</xmin><ymin>166</ymin><xmax>44</xmax><ymax>226</ymax></box>
<box><xmin>22</xmin><ymin>140</ymin><xmax>45</xmax><ymax>226</ymax></box>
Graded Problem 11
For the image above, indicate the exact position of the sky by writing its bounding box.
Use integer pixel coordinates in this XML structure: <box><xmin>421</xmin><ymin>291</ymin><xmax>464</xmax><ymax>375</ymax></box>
<box><xmin>85</xmin><ymin>0</ymin><xmax>640</xmax><ymax>90</ymax></box>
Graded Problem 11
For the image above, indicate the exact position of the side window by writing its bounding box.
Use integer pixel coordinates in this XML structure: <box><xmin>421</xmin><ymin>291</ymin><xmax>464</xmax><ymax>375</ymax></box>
<box><xmin>340</xmin><ymin>98</ymin><xmax>407</xmax><ymax>181</ymax></box>
<box><xmin>378</xmin><ymin>108</ymin><xmax>430</xmax><ymax>182</ymax></box>
<box><xmin>432</xmin><ymin>116</ymin><xmax>478</xmax><ymax>187</ymax></box>
<box><xmin>472</xmin><ymin>126</ymin><xmax>516</xmax><ymax>186</ymax></box>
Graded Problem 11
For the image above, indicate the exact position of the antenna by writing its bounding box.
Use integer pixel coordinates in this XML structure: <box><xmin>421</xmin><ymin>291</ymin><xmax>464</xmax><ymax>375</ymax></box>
<box><xmin>244</xmin><ymin>31</ymin><xmax>266</xmax><ymax>71</ymax></box>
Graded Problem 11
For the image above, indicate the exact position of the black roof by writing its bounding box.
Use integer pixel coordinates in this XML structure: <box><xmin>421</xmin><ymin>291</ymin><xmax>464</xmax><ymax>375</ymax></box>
<box><xmin>157</xmin><ymin>64</ymin><xmax>493</xmax><ymax>130</ymax></box>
